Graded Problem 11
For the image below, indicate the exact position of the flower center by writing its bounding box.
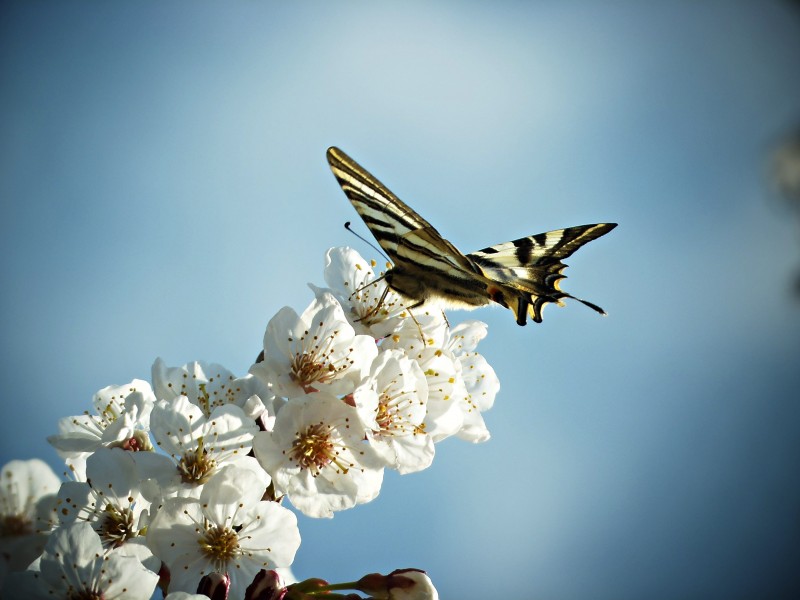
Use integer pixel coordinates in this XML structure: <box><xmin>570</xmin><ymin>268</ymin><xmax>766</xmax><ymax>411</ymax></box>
<box><xmin>99</xmin><ymin>504</ymin><xmax>136</xmax><ymax>548</ymax></box>
<box><xmin>291</xmin><ymin>423</ymin><xmax>347</xmax><ymax>474</ymax></box>
<box><xmin>376</xmin><ymin>399</ymin><xmax>395</xmax><ymax>431</ymax></box>
<box><xmin>178</xmin><ymin>443</ymin><xmax>217</xmax><ymax>485</ymax></box>
<box><xmin>375</xmin><ymin>384</ymin><xmax>416</xmax><ymax>436</ymax></box>
<box><xmin>198</xmin><ymin>523</ymin><xmax>240</xmax><ymax>564</ymax></box>
<box><xmin>291</xmin><ymin>352</ymin><xmax>335</xmax><ymax>391</ymax></box>
<box><xmin>108</xmin><ymin>431</ymin><xmax>153</xmax><ymax>452</ymax></box>
<box><xmin>0</xmin><ymin>513</ymin><xmax>32</xmax><ymax>537</ymax></box>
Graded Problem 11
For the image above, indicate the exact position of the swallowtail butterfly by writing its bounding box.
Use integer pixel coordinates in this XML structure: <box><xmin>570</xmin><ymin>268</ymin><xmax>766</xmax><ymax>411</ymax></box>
<box><xmin>327</xmin><ymin>147</ymin><xmax>616</xmax><ymax>326</ymax></box>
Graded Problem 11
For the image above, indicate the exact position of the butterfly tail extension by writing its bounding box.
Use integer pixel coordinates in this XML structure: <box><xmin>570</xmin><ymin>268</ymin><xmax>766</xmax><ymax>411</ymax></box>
<box><xmin>527</xmin><ymin>290</ymin><xmax>607</xmax><ymax>324</ymax></box>
<box><xmin>500</xmin><ymin>287</ymin><xmax>551</xmax><ymax>326</ymax></box>
<box><xmin>501</xmin><ymin>285</ymin><xmax>605</xmax><ymax>326</ymax></box>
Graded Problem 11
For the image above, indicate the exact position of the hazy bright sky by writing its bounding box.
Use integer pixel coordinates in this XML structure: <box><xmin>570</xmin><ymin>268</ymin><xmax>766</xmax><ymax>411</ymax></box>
<box><xmin>2</xmin><ymin>2</ymin><xmax>800</xmax><ymax>598</ymax></box>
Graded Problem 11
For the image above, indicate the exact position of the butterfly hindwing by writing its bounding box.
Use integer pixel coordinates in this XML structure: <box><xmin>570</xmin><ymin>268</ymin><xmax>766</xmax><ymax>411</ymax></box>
<box><xmin>468</xmin><ymin>224</ymin><xmax>617</xmax><ymax>323</ymax></box>
<box><xmin>469</xmin><ymin>224</ymin><xmax>616</xmax><ymax>268</ymax></box>
<box><xmin>327</xmin><ymin>146</ymin><xmax>616</xmax><ymax>325</ymax></box>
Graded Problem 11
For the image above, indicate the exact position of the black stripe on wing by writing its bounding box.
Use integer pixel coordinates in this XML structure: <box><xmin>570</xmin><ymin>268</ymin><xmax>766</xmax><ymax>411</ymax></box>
<box><xmin>327</xmin><ymin>146</ymin><xmax>477</xmax><ymax>275</ymax></box>
<box><xmin>393</xmin><ymin>225</ymin><xmax>482</xmax><ymax>277</ymax></box>
<box><xmin>327</xmin><ymin>147</ymin><xmax>433</xmax><ymax>256</ymax></box>
<box><xmin>468</xmin><ymin>223</ymin><xmax>617</xmax><ymax>268</ymax></box>
<box><xmin>468</xmin><ymin>223</ymin><xmax>616</xmax><ymax>324</ymax></box>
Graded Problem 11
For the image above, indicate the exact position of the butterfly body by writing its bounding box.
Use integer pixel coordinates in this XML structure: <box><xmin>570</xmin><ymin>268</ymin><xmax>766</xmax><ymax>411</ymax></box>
<box><xmin>327</xmin><ymin>146</ymin><xmax>616</xmax><ymax>326</ymax></box>
<box><xmin>384</xmin><ymin>249</ymin><xmax>491</xmax><ymax>310</ymax></box>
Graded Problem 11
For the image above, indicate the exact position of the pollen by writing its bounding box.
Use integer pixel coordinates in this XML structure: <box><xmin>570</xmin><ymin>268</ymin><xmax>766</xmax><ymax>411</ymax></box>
<box><xmin>376</xmin><ymin>399</ymin><xmax>395</xmax><ymax>432</ymax></box>
<box><xmin>290</xmin><ymin>352</ymin><xmax>333</xmax><ymax>389</ymax></box>
<box><xmin>290</xmin><ymin>424</ymin><xmax>347</xmax><ymax>475</ymax></box>
<box><xmin>198</xmin><ymin>523</ymin><xmax>240</xmax><ymax>565</ymax></box>
<box><xmin>289</xmin><ymin>326</ymin><xmax>351</xmax><ymax>390</ymax></box>
<box><xmin>178</xmin><ymin>444</ymin><xmax>218</xmax><ymax>485</ymax></box>
<box><xmin>99</xmin><ymin>504</ymin><xmax>136</xmax><ymax>548</ymax></box>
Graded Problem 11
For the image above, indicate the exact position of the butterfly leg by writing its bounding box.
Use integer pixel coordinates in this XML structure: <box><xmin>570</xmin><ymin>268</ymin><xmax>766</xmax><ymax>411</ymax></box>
<box><xmin>354</xmin><ymin>282</ymin><xmax>390</xmax><ymax>323</ymax></box>
<box><xmin>404</xmin><ymin>303</ymin><xmax>427</xmax><ymax>344</ymax></box>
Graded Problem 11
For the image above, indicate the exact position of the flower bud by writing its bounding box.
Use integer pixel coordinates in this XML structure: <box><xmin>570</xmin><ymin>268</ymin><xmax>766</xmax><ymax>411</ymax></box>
<box><xmin>197</xmin><ymin>572</ymin><xmax>230</xmax><ymax>600</ymax></box>
<box><xmin>245</xmin><ymin>569</ymin><xmax>286</xmax><ymax>600</ymax></box>
<box><xmin>356</xmin><ymin>568</ymin><xmax>439</xmax><ymax>600</ymax></box>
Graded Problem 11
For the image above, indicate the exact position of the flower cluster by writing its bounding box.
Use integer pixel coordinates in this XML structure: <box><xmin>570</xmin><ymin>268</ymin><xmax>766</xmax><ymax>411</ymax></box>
<box><xmin>0</xmin><ymin>247</ymin><xmax>498</xmax><ymax>599</ymax></box>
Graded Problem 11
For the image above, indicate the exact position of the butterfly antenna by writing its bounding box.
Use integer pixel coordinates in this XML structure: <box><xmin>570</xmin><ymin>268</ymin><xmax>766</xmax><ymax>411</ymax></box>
<box><xmin>344</xmin><ymin>221</ymin><xmax>390</xmax><ymax>263</ymax></box>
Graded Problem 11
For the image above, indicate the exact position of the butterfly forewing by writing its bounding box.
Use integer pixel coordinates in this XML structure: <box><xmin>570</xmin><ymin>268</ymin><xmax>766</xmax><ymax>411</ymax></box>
<box><xmin>327</xmin><ymin>147</ymin><xmax>476</xmax><ymax>275</ymax></box>
<box><xmin>326</xmin><ymin>146</ymin><xmax>616</xmax><ymax>326</ymax></box>
<box><xmin>327</xmin><ymin>147</ymin><xmax>432</xmax><ymax>253</ymax></box>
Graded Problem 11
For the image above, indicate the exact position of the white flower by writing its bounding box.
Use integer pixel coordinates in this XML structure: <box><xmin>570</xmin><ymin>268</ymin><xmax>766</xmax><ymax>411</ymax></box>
<box><xmin>55</xmin><ymin>449</ymin><xmax>155</xmax><ymax>563</ymax></box>
<box><xmin>445</xmin><ymin>321</ymin><xmax>499</xmax><ymax>443</ymax></box>
<box><xmin>149</xmin><ymin>397</ymin><xmax>266</xmax><ymax>495</ymax></box>
<box><xmin>152</xmin><ymin>358</ymin><xmax>274</xmax><ymax>419</ymax></box>
<box><xmin>444</xmin><ymin>320</ymin><xmax>487</xmax><ymax>355</ymax></box>
<box><xmin>48</xmin><ymin>379</ymin><xmax>155</xmax><ymax>479</ymax></box>
<box><xmin>250</xmin><ymin>292</ymin><xmax>378</xmax><ymax>398</ymax></box>
<box><xmin>353</xmin><ymin>350</ymin><xmax>434</xmax><ymax>474</ymax></box>
<box><xmin>383</xmin><ymin>306</ymin><xmax>450</xmax><ymax>350</ymax></box>
<box><xmin>385</xmin><ymin>318</ymin><xmax>499</xmax><ymax>443</ymax></box>
<box><xmin>0</xmin><ymin>459</ymin><xmax>60</xmax><ymax>582</ymax></box>
<box><xmin>17</xmin><ymin>521</ymin><xmax>159</xmax><ymax>600</ymax></box>
<box><xmin>321</xmin><ymin>247</ymin><xmax>409</xmax><ymax>337</ymax></box>
<box><xmin>147</xmin><ymin>465</ymin><xmax>300</xmax><ymax>599</ymax></box>
<box><xmin>415</xmin><ymin>348</ymin><xmax>467</xmax><ymax>443</ymax></box>
<box><xmin>253</xmin><ymin>392</ymin><xmax>384</xmax><ymax>518</ymax></box>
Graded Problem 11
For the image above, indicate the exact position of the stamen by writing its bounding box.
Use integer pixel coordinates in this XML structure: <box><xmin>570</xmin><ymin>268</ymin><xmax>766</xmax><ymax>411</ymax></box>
<box><xmin>290</xmin><ymin>424</ymin><xmax>350</xmax><ymax>475</ymax></box>
<box><xmin>198</xmin><ymin>522</ymin><xmax>240</xmax><ymax>569</ymax></box>
<box><xmin>99</xmin><ymin>504</ymin><xmax>136</xmax><ymax>548</ymax></box>
<box><xmin>178</xmin><ymin>441</ymin><xmax>218</xmax><ymax>484</ymax></box>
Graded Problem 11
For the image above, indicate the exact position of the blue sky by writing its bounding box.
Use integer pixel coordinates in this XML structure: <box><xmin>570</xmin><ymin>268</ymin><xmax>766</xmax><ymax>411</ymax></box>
<box><xmin>2</xmin><ymin>2</ymin><xmax>800</xmax><ymax>598</ymax></box>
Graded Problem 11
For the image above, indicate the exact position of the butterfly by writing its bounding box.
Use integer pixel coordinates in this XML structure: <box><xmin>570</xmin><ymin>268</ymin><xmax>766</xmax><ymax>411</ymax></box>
<box><xmin>326</xmin><ymin>146</ymin><xmax>616</xmax><ymax>326</ymax></box>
